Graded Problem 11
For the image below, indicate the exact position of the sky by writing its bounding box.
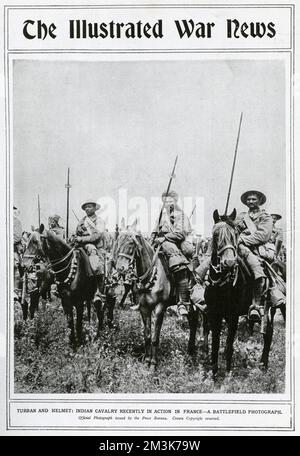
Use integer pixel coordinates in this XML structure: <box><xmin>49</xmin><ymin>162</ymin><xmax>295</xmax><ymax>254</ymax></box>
<box><xmin>13</xmin><ymin>58</ymin><xmax>286</xmax><ymax>235</ymax></box>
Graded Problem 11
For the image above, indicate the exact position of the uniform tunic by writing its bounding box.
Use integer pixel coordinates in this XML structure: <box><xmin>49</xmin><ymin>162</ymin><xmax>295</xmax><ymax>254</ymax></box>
<box><xmin>154</xmin><ymin>205</ymin><xmax>192</xmax><ymax>271</ymax></box>
<box><xmin>76</xmin><ymin>214</ymin><xmax>106</xmax><ymax>275</ymax></box>
<box><xmin>237</xmin><ymin>209</ymin><xmax>273</xmax><ymax>279</ymax></box>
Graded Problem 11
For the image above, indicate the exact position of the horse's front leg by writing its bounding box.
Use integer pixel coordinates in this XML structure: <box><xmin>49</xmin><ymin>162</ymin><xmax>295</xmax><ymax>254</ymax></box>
<box><xmin>150</xmin><ymin>303</ymin><xmax>165</xmax><ymax>371</ymax></box>
<box><xmin>210</xmin><ymin>315</ymin><xmax>222</xmax><ymax>378</ymax></box>
<box><xmin>106</xmin><ymin>290</ymin><xmax>116</xmax><ymax>328</ymax></box>
<box><xmin>62</xmin><ymin>295</ymin><xmax>76</xmax><ymax>348</ymax></box>
<box><xmin>187</xmin><ymin>306</ymin><xmax>199</xmax><ymax>356</ymax></box>
<box><xmin>202</xmin><ymin>311</ymin><xmax>210</xmax><ymax>355</ymax></box>
<box><xmin>225</xmin><ymin>314</ymin><xmax>238</xmax><ymax>372</ymax></box>
<box><xmin>76</xmin><ymin>300</ymin><xmax>84</xmax><ymax>346</ymax></box>
<box><xmin>260</xmin><ymin>306</ymin><xmax>276</xmax><ymax>370</ymax></box>
<box><xmin>140</xmin><ymin>305</ymin><xmax>152</xmax><ymax>366</ymax></box>
<box><xmin>93</xmin><ymin>300</ymin><xmax>105</xmax><ymax>338</ymax></box>
<box><xmin>29</xmin><ymin>290</ymin><xmax>39</xmax><ymax>319</ymax></box>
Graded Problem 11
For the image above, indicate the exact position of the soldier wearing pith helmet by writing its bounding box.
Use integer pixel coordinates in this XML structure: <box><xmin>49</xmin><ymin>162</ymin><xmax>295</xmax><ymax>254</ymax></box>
<box><xmin>236</xmin><ymin>190</ymin><xmax>273</xmax><ymax>321</ymax></box>
<box><xmin>75</xmin><ymin>199</ymin><xmax>106</xmax><ymax>304</ymax></box>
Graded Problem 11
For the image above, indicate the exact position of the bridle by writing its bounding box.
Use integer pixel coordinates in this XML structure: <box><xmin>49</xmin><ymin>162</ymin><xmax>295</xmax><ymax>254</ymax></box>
<box><xmin>115</xmin><ymin>234</ymin><xmax>160</xmax><ymax>288</ymax></box>
<box><xmin>208</xmin><ymin>224</ymin><xmax>239</xmax><ymax>287</ymax></box>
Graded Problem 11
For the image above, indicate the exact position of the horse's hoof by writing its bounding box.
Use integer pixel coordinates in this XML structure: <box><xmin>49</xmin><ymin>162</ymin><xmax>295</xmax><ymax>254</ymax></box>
<box><xmin>225</xmin><ymin>370</ymin><xmax>233</xmax><ymax>379</ymax></box>
<box><xmin>149</xmin><ymin>364</ymin><xmax>157</xmax><ymax>374</ymax></box>
<box><xmin>144</xmin><ymin>356</ymin><xmax>151</xmax><ymax>366</ymax></box>
<box><xmin>259</xmin><ymin>362</ymin><xmax>268</xmax><ymax>372</ymax></box>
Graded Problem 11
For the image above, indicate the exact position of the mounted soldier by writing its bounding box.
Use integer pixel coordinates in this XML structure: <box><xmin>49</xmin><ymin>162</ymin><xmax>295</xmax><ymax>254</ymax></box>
<box><xmin>269</xmin><ymin>213</ymin><xmax>286</xmax><ymax>281</ymax></box>
<box><xmin>13</xmin><ymin>205</ymin><xmax>23</xmax><ymax>303</ymax></box>
<box><xmin>270</xmin><ymin>213</ymin><xmax>284</xmax><ymax>258</ymax></box>
<box><xmin>236</xmin><ymin>190</ymin><xmax>273</xmax><ymax>321</ymax></box>
<box><xmin>152</xmin><ymin>189</ymin><xmax>193</xmax><ymax>316</ymax></box>
<box><xmin>48</xmin><ymin>214</ymin><xmax>65</xmax><ymax>240</ymax></box>
<box><xmin>75</xmin><ymin>199</ymin><xmax>106</xmax><ymax>305</ymax></box>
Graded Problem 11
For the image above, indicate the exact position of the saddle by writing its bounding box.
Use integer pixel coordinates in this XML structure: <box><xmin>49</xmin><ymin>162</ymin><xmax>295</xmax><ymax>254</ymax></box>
<box><xmin>77</xmin><ymin>247</ymin><xmax>94</xmax><ymax>278</ymax></box>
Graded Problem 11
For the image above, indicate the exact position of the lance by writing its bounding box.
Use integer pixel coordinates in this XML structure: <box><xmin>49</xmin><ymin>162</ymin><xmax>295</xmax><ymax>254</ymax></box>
<box><xmin>151</xmin><ymin>155</ymin><xmax>178</xmax><ymax>244</ymax></box>
<box><xmin>72</xmin><ymin>209</ymin><xmax>79</xmax><ymax>222</ymax></box>
<box><xmin>224</xmin><ymin>112</ymin><xmax>243</xmax><ymax>216</ymax></box>
<box><xmin>189</xmin><ymin>204</ymin><xmax>196</xmax><ymax>220</ymax></box>
<box><xmin>37</xmin><ymin>194</ymin><xmax>41</xmax><ymax>227</ymax></box>
<box><xmin>65</xmin><ymin>168</ymin><xmax>71</xmax><ymax>239</ymax></box>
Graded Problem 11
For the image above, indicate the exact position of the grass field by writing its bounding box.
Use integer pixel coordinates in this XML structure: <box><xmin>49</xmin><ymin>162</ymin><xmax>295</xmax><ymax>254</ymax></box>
<box><xmin>14</xmin><ymin>295</ymin><xmax>286</xmax><ymax>394</ymax></box>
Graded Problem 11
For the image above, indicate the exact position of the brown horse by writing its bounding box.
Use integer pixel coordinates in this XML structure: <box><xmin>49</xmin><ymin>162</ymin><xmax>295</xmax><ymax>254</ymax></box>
<box><xmin>114</xmin><ymin>226</ymin><xmax>200</xmax><ymax>370</ymax></box>
<box><xmin>22</xmin><ymin>226</ymin><xmax>106</xmax><ymax>347</ymax></box>
<box><xmin>205</xmin><ymin>209</ymin><xmax>279</xmax><ymax>377</ymax></box>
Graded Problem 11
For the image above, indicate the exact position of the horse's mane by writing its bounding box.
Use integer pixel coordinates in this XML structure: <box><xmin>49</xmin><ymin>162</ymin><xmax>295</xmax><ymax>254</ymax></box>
<box><xmin>44</xmin><ymin>230</ymin><xmax>71</xmax><ymax>258</ymax></box>
<box><xmin>212</xmin><ymin>220</ymin><xmax>237</xmax><ymax>253</ymax></box>
<box><xmin>114</xmin><ymin>230</ymin><xmax>153</xmax><ymax>263</ymax></box>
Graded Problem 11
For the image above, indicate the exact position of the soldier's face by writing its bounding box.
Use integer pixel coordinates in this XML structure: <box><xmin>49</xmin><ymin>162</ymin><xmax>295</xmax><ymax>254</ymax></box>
<box><xmin>271</xmin><ymin>215</ymin><xmax>278</xmax><ymax>225</ymax></box>
<box><xmin>164</xmin><ymin>196</ymin><xmax>176</xmax><ymax>208</ymax></box>
<box><xmin>84</xmin><ymin>204</ymin><xmax>96</xmax><ymax>216</ymax></box>
<box><xmin>246</xmin><ymin>194</ymin><xmax>260</xmax><ymax>209</ymax></box>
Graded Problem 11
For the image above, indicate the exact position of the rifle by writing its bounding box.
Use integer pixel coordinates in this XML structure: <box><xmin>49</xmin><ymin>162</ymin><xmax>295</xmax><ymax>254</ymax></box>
<box><xmin>151</xmin><ymin>155</ymin><xmax>178</xmax><ymax>245</ymax></box>
<box><xmin>72</xmin><ymin>209</ymin><xmax>79</xmax><ymax>222</ymax></box>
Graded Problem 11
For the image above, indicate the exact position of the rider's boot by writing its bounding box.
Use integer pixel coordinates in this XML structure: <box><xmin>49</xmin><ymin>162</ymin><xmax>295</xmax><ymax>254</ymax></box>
<box><xmin>249</xmin><ymin>277</ymin><xmax>265</xmax><ymax>322</ymax></box>
<box><xmin>174</xmin><ymin>268</ymin><xmax>190</xmax><ymax>317</ymax></box>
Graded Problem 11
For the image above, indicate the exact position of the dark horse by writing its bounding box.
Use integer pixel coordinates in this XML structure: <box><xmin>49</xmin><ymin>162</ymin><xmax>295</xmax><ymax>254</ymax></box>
<box><xmin>114</xmin><ymin>226</ymin><xmax>200</xmax><ymax>371</ymax></box>
<box><xmin>205</xmin><ymin>209</ymin><xmax>278</xmax><ymax>377</ymax></box>
<box><xmin>22</xmin><ymin>226</ymin><xmax>108</xmax><ymax>347</ymax></box>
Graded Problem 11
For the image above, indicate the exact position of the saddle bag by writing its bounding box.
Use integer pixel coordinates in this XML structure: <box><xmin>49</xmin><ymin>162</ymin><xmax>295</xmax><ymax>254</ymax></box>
<box><xmin>269</xmin><ymin>286</ymin><xmax>286</xmax><ymax>308</ymax></box>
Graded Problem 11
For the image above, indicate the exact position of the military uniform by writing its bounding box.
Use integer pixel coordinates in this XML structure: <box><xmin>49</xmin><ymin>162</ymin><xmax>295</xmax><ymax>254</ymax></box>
<box><xmin>236</xmin><ymin>190</ymin><xmax>274</xmax><ymax>321</ymax></box>
<box><xmin>75</xmin><ymin>199</ymin><xmax>106</xmax><ymax>304</ymax></box>
<box><xmin>48</xmin><ymin>215</ymin><xmax>65</xmax><ymax>240</ymax></box>
<box><xmin>156</xmin><ymin>205</ymin><xmax>192</xmax><ymax>271</ymax></box>
<box><xmin>270</xmin><ymin>214</ymin><xmax>284</xmax><ymax>259</ymax></box>
<box><xmin>153</xmin><ymin>190</ymin><xmax>192</xmax><ymax>316</ymax></box>
<box><xmin>13</xmin><ymin>207</ymin><xmax>23</xmax><ymax>302</ymax></box>
<box><xmin>76</xmin><ymin>213</ymin><xmax>106</xmax><ymax>274</ymax></box>
<box><xmin>237</xmin><ymin>209</ymin><xmax>273</xmax><ymax>279</ymax></box>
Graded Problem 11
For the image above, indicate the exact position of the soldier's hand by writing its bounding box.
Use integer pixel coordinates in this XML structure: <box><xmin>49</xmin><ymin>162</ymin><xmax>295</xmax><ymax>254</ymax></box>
<box><xmin>238</xmin><ymin>234</ymin><xmax>246</xmax><ymax>245</ymax></box>
<box><xmin>154</xmin><ymin>236</ymin><xmax>165</xmax><ymax>245</ymax></box>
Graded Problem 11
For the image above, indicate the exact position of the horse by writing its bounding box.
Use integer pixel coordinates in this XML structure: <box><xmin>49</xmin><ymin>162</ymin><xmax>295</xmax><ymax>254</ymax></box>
<box><xmin>22</xmin><ymin>226</ymin><xmax>108</xmax><ymax>346</ymax></box>
<box><xmin>114</xmin><ymin>225</ymin><xmax>200</xmax><ymax>371</ymax></box>
<box><xmin>205</xmin><ymin>209</ymin><xmax>279</xmax><ymax>377</ymax></box>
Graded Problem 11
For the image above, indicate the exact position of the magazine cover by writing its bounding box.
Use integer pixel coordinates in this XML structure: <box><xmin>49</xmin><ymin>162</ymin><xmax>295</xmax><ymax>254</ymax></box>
<box><xmin>0</xmin><ymin>0</ymin><xmax>298</xmax><ymax>436</ymax></box>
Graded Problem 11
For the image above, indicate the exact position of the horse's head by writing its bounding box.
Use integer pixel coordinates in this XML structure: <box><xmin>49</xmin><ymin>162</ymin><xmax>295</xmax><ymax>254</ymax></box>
<box><xmin>22</xmin><ymin>224</ymin><xmax>47</xmax><ymax>269</ymax></box>
<box><xmin>114</xmin><ymin>229</ymin><xmax>142</xmax><ymax>275</ymax></box>
<box><xmin>212</xmin><ymin>209</ymin><xmax>238</xmax><ymax>272</ymax></box>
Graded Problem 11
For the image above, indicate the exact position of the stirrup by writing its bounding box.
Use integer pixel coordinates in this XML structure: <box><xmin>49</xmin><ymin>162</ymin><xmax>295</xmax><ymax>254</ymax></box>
<box><xmin>248</xmin><ymin>305</ymin><xmax>262</xmax><ymax>322</ymax></box>
<box><xmin>130</xmin><ymin>303</ymin><xmax>140</xmax><ymax>311</ymax></box>
<box><xmin>93</xmin><ymin>292</ymin><xmax>102</xmax><ymax>304</ymax></box>
<box><xmin>177</xmin><ymin>303</ymin><xmax>189</xmax><ymax>317</ymax></box>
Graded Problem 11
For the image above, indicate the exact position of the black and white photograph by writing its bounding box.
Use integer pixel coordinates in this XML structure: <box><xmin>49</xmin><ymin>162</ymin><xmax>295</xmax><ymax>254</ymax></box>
<box><xmin>12</xmin><ymin>56</ymin><xmax>288</xmax><ymax>395</ymax></box>
<box><xmin>1</xmin><ymin>0</ymin><xmax>298</xmax><ymax>434</ymax></box>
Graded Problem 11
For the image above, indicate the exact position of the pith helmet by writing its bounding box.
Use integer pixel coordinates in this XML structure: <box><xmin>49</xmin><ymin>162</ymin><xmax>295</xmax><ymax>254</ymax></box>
<box><xmin>241</xmin><ymin>190</ymin><xmax>266</xmax><ymax>206</ymax></box>
<box><xmin>81</xmin><ymin>199</ymin><xmax>100</xmax><ymax>211</ymax></box>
